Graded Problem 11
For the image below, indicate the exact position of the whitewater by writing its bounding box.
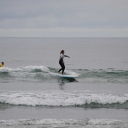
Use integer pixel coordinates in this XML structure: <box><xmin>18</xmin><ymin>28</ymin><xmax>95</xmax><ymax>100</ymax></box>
<box><xmin>0</xmin><ymin>90</ymin><xmax>128</xmax><ymax>108</ymax></box>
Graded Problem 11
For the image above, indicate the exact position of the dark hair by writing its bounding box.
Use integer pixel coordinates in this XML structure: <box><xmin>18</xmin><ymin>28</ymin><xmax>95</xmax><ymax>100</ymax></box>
<box><xmin>60</xmin><ymin>50</ymin><xmax>64</xmax><ymax>54</ymax></box>
<box><xmin>1</xmin><ymin>62</ymin><xmax>4</xmax><ymax>65</ymax></box>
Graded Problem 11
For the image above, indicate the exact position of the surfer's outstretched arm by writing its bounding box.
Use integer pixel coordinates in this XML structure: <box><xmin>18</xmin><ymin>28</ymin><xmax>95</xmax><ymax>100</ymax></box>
<box><xmin>64</xmin><ymin>55</ymin><xmax>70</xmax><ymax>58</ymax></box>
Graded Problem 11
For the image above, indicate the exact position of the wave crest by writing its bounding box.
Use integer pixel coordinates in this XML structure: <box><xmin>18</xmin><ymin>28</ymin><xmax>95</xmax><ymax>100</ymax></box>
<box><xmin>0</xmin><ymin>91</ymin><xmax>128</xmax><ymax>108</ymax></box>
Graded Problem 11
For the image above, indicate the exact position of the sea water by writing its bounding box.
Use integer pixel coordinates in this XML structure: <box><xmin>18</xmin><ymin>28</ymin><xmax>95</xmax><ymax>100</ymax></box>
<box><xmin>0</xmin><ymin>37</ymin><xmax>128</xmax><ymax>128</ymax></box>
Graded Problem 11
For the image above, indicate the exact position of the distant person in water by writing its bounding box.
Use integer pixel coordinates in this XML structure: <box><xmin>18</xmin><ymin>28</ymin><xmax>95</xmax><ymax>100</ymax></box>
<box><xmin>0</xmin><ymin>62</ymin><xmax>4</xmax><ymax>67</ymax></box>
<box><xmin>58</xmin><ymin>50</ymin><xmax>70</xmax><ymax>75</ymax></box>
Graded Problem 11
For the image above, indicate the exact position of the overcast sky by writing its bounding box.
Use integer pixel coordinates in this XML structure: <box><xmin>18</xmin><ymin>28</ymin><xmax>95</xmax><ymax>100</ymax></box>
<box><xmin>0</xmin><ymin>0</ymin><xmax>128</xmax><ymax>37</ymax></box>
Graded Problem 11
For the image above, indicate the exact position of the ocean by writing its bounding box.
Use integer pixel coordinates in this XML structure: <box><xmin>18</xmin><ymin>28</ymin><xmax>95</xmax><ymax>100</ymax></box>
<box><xmin>0</xmin><ymin>37</ymin><xmax>128</xmax><ymax>128</ymax></box>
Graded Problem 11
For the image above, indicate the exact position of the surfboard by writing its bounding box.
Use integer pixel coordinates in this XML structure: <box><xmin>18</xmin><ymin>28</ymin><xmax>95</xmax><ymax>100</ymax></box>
<box><xmin>50</xmin><ymin>72</ymin><xmax>78</xmax><ymax>79</ymax></box>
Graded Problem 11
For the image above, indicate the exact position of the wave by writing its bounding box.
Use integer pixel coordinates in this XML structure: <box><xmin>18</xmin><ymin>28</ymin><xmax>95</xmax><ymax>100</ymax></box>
<box><xmin>76</xmin><ymin>68</ymin><xmax>128</xmax><ymax>83</ymax></box>
<box><xmin>0</xmin><ymin>118</ymin><xmax>128</xmax><ymax>128</ymax></box>
<box><xmin>0</xmin><ymin>66</ymin><xmax>128</xmax><ymax>83</ymax></box>
<box><xmin>0</xmin><ymin>91</ymin><xmax>128</xmax><ymax>109</ymax></box>
<box><xmin>0</xmin><ymin>66</ymin><xmax>78</xmax><ymax>83</ymax></box>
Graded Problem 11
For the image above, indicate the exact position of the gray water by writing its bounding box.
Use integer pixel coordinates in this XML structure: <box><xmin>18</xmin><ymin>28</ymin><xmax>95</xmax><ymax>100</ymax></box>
<box><xmin>0</xmin><ymin>37</ymin><xmax>128</xmax><ymax>128</ymax></box>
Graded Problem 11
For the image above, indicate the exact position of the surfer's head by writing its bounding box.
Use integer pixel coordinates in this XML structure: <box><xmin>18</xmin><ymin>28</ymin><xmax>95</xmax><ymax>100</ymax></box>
<box><xmin>60</xmin><ymin>50</ymin><xmax>64</xmax><ymax>54</ymax></box>
<box><xmin>1</xmin><ymin>62</ymin><xmax>4</xmax><ymax>65</ymax></box>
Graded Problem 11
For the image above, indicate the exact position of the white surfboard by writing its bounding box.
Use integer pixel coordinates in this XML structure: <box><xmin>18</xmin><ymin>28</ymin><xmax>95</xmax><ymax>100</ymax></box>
<box><xmin>50</xmin><ymin>72</ymin><xmax>78</xmax><ymax>79</ymax></box>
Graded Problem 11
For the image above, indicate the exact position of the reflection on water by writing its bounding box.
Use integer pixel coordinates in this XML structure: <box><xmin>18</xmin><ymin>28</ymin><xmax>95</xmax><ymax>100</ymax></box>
<box><xmin>58</xmin><ymin>77</ymin><xmax>77</xmax><ymax>89</ymax></box>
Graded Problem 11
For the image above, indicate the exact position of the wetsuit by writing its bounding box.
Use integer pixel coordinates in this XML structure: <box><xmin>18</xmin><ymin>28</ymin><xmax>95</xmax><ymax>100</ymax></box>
<box><xmin>58</xmin><ymin>54</ymin><xmax>68</xmax><ymax>74</ymax></box>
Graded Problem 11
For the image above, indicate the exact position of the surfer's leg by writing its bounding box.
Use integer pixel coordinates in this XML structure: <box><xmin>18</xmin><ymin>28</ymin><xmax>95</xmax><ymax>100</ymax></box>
<box><xmin>58</xmin><ymin>68</ymin><xmax>62</xmax><ymax>72</ymax></box>
<box><xmin>62</xmin><ymin>64</ymin><xmax>65</xmax><ymax>74</ymax></box>
<box><xmin>58</xmin><ymin>61</ymin><xmax>63</xmax><ymax>73</ymax></box>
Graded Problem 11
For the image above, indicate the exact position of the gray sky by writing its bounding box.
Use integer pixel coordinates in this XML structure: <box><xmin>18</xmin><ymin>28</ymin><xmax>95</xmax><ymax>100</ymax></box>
<box><xmin>0</xmin><ymin>0</ymin><xmax>128</xmax><ymax>37</ymax></box>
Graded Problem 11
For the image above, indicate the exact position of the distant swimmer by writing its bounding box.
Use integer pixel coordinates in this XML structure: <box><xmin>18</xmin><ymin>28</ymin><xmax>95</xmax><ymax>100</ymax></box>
<box><xmin>0</xmin><ymin>62</ymin><xmax>4</xmax><ymax>67</ymax></box>
<box><xmin>58</xmin><ymin>50</ymin><xmax>70</xmax><ymax>75</ymax></box>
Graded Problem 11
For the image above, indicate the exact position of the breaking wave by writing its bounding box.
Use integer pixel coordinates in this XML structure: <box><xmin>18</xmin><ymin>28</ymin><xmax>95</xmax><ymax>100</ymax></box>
<box><xmin>0</xmin><ymin>66</ymin><xmax>128</xmax><ymax>83</ymax></box>
<box><xmin>0</xmin><ymin>91</ymin><xmax>128</xmax><ymax>109</ymax></box>
<box><xmin>0</xmin><ymin>66</ymin><xmax>78</xmax><ymax>83</ymax></box>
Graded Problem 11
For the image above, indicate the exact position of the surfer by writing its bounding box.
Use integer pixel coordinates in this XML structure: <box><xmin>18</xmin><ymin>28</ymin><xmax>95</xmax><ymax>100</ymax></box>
<box><xmin>58</xmin><ymin>50</ymin><xmax>70</xmax><ymax>75</ymax></box>
<box><xmin>0</xmin><ymin>62</ymin><xmax>4</xmax><ymax>67</ymax></box>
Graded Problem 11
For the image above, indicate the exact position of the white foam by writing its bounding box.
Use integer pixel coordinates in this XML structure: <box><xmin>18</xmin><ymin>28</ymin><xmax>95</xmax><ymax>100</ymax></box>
<box><xmin>0</xmin><ymin>66</ymin><xmax>51</xmax><ymax>81</ymax></box>
<box><xmin>0</xmin><ymin>91</ymin><xmax>128</xmax><ymax>106</ymax></box>
<box><xmin>0</xmin><ymin>66</ymin><xmax>49</xmax><ymax>73</ymax></box>
<box><xmin>0</xmin><ymin>118</ymin><xmax>127</xmax><ymax>127</ymax></box>
<box><xmin>22</xmin><ymin>66</ymin><xmax>50</xmax><ymax>72</ymax></box>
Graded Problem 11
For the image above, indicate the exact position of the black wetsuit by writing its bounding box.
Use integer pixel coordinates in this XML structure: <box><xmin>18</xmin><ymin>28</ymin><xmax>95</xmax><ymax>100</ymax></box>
<box><xmin>58</xmin><ymin>54</ymin><xmax>68</xmax><ymax>74</ymax></box>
